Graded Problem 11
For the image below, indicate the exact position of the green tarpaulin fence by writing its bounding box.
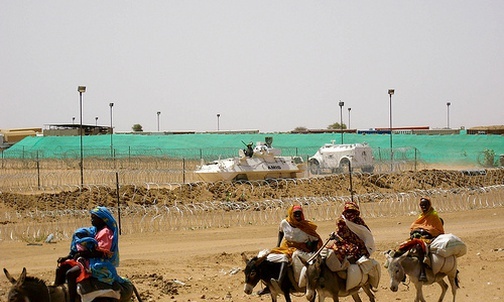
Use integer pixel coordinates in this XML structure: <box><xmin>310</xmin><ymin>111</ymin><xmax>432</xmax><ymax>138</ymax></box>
<box><xmin>2</xmin><ymin>132</ymin><xmax>503</xmax><ymax>165</ymax></box>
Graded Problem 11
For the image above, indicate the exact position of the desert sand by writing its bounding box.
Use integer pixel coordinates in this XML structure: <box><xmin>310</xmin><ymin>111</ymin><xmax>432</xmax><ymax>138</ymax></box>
<box><xmin>1</xmin><ymin>168</ymin><xmax>504</xmax><ymax>301</ymax></box>
<box><xmin>1</xmin><ymin>206</ymin><xmax>503</xmax><ymax>301</ymax></box>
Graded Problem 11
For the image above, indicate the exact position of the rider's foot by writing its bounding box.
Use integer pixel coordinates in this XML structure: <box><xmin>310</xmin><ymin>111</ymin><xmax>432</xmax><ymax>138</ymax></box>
<box><xmin>256</xmin><ymin>287</ymin><xmax>270</xmax><ymax>295</ymax></box>
<box><xmin>419</xmin><ymin>272</ymin><xmax>427</xmax><ymax>282</ymax></box>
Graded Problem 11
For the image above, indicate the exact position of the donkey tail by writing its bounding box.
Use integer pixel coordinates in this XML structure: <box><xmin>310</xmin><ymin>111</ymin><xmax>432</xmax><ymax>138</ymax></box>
<box><xmin>454</xmin><ymin>270</ymin><xmax>460</xmax><ymax>289</ymax></box>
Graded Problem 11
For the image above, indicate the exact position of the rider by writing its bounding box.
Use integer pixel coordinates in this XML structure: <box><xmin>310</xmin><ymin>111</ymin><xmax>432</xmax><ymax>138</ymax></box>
<box><xmin>398</xmin><ymin>197</ymin><xmax>444</xmax><ymax>282</ymax></box>
<box><xmin>55</xmin><ymin>206</ymin><xmax>121</xmax><ymax>302</ymax></box>
<box><xmin>329</xmin><ymin>201</ymin><xmax>375</xmax><ymax>264</ymax></box>
<box><xmin>268</xmin><ymin>205</ymin><xmax>323</xmax><ymax>292</ymax></box>
<box><xmin>244</xmin><ymin>142</ymin><xmax>254</xmax><ymax>157</ymax></box>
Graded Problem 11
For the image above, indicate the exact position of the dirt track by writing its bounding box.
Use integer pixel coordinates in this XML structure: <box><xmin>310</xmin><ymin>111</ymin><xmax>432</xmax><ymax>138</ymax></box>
<box><xmin>1</xmin><ymin>169</ymin><xmax>504</xmax><ymax>301</ymax></box>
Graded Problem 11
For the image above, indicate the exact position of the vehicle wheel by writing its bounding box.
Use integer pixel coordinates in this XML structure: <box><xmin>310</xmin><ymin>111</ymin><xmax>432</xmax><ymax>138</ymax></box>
<box><xmin>361</xmin><ymin>165</ymin><xmax>374</xmax><ymax>173</ymax></box>
<box><xmin>339</xmin><ymin>158</ymin><xmax>351</xmax><ymax>174</ymax></box>
<box><xmin>308</xmin><ymin>159</ymin><xmax>321</xmax><ymax>175</ymax></box>
<box><xmin>233</xmin><ymin>174</ymin><xmax>248</xmax><ymax>182</ymax></box>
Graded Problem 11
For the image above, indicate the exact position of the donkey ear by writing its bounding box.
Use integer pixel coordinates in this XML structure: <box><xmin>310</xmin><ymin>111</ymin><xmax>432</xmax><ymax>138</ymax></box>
<box><xmin>3</xmin><ymin>268</ymin><xmax>17</xmax><ymax>284</ymax></box>
<box><xmin>18</xmin><ymin>268</ymin><xmax>27</xmax><ymax>285</ymax></box>
<box><xmin>241</xmin><ymin>252</ymin><xmax>249</xmax><ymax>264</ymax></box>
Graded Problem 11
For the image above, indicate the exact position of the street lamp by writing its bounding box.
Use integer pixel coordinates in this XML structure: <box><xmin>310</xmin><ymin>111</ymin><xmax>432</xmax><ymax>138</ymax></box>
<box><xmin>109</xmin><ymin>103</ymin><xmax>114</xmax><ymax>158</ymax></box>
<box><xmin>446</xmin><ymin>102</ymin><xmax>451</xmax><ymax>129</ymax></box>
<box><xmin>77</xmin><ymin>85</ymin><xmax>86</xmax><ymax>186</ymax></box>
<box><xmin>338</xmin><ymin>101</ymin><xmax>344</xmax><ymax>144</ymax></box>
<box><xmin>348</xmin><ymin>107</ymin><xmax>352</xmax><ymax>129</ymax></box>
<box><xmin>95</xmin><ymin>116</ymin><xmax>98</xmax><ymax>127</ymax></box>
<box><xmin>217</xmin><ymin>113</ymin><xmax>221</xmax><ymax>131</ymax></box>
<box><xmin>157</xmin><ymin>111</ymin><xmax>161</xmax><ymax>132</ymax></box>
<box><xmin>72</xmin><ymin>116</ymin><xmax>75</xmax><ymax>124</ymax></box>
<box><xmin>388</xmin><ymin>89</ymin><xmax>395</xmax><ymax>171</ymax></box>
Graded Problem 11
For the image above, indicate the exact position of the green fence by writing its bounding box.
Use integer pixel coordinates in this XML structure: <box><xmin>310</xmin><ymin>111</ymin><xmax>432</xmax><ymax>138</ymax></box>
<box><xmin>2</xmin><ymin>132</ymin><xmax>503</xmax><ymax>166</ymax></box>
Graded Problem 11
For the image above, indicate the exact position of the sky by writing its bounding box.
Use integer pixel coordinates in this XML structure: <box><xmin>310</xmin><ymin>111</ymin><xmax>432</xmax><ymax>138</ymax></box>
<box><xmin>1</xmin><ymin>1</ymin><xmax>503</xmax><ymax>133</ymax></box>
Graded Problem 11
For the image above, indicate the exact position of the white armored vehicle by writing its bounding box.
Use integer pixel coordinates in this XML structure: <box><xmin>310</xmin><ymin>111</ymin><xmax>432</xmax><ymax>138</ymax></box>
<box><xmin>308</xmin><ymin>141</ymin><xmax>374</xmax><ymax>174</ymax></box>
<box><xmin>195</xmin><ymin>137</ymin><xmax>306</xmax><ymax>182</ymax></box>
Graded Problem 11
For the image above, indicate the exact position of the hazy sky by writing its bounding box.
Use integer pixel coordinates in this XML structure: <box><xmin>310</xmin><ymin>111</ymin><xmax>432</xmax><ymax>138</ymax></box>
<box><xmin>1</xmin><ymin>1</ymin><xmax>503</xmax><ymax>133</ymax></box>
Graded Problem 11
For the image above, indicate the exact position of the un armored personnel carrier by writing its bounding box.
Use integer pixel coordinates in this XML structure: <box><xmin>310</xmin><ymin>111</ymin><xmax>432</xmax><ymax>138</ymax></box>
<box><xmin>195</xmin><ymin>137</ymin><xmax>306</xmax><ymax>182</ymax></box>
<box><xmin>308</xmin><ymin>141</ymin><xmax>374</xmax><ymax>174</ymax></box>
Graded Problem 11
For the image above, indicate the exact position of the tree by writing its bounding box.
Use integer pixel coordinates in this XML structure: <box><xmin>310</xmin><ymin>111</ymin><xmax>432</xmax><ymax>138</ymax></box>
<box><xmin>327</xmin><ymin>122</ymin><xmax>347</xmax><ymax>130</ymax></box>
<box><xmin>293</xmin><ymin>126</ymin><xmax>308</xmax><ymax>133</ymax></box>
<box><xmin>132</xmin><ymin>124</ymin><xmax>143</xmax><ymax>132</ymax></box>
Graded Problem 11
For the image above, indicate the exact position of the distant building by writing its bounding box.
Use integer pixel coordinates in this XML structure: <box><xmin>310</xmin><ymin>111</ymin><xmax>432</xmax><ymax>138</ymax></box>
<box><xmin>43</xmin><ymin>124</ymin><xmax>111</xmax><ymax>136</ymax></box>
<box><xmin>467</xmin><ymin>125</ymin><xmax>504</xmax><ymax>135</ymax></box>
<box><xmin>0</xmin><ymin>127</ymin><xmax>42</xmax><ymax>149</ymax></box>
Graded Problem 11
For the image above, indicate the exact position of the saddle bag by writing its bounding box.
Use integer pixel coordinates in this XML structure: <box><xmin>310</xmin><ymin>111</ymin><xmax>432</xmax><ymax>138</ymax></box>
<box><xmin>430</xmin><ymin>233</ymin><xmax>467</xmax><ymax>258</ymax></box>
<box><xmin>430</xmin><ymin>254</ymin><xmax>457</xmax><ymax>276</ymax></box>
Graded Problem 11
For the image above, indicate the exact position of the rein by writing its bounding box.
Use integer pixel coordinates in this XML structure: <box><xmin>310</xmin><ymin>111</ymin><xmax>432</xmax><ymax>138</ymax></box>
<box><xmin>307</xmin><ymin>234</ymin><xmax>341</xmax><ymax>264</ymax></box>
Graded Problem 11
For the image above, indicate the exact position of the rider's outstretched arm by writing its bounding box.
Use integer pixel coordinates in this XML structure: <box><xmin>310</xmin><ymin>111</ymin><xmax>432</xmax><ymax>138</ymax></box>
<box><xmin>276</xmin><ymin>231</ymin><xmax>284</xmax><ymax>247</ymax></box>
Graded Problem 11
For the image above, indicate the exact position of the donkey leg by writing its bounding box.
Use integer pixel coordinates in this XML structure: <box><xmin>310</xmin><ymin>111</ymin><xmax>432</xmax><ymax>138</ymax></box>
<box><xmin>282</xmin><ymin>289</ymin><xmax>291</xmax><ymax>302</ymax></box>
<box><xmin>448</xmin><ymin>275</ymin><xmax>458</xmax><ymax>302</ymax></box>
<box><xmin>361</xmin><ymin>284</ymin><xmax>375</xmax><ymax>302</ymax></box>
<box><xmin>268</xmin><ymin>291</ymin><xmax>278</xmax><ymax>302</ymax></box>
<box><xmin>350</xmin><ymin>293</ymin><xmax>362</xmax><ymax>302</ymax></box>
<box><xmin>436</xmin><ymin>279</ymin><xmax>448</xmax><ymax>302</ymax></box>
<box><xmin>413</xmin><ymin>281</ymin><xmax>426</xmax><ymax>302</ymax></box>
<box><xmin>315</xmin><ymin>291</ymin><xmax>325</xmax><ymax>302</ymax></box>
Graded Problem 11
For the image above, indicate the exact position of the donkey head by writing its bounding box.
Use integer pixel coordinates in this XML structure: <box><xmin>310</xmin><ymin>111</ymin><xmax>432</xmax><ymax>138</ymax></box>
<box><xmin>4</xmin><ymin>267</ymin><xmax>51</xmax><ymax>302</ymax></box>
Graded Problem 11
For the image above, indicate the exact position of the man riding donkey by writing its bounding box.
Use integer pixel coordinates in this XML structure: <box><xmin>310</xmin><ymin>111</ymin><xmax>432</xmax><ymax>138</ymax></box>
<box><xmin>258</xmin><ymin>205</ymin><xmax>323</xmax><ymax>295</ymax></box>
<box><xmin>393</xmin><ymin>196</ymin><xmax>445</xmax><ymax>281</ymax></box>
<box><xmin>321</xmin><ymin>201</ymin><xmax>380</xmax><ymax>292</ymax></box>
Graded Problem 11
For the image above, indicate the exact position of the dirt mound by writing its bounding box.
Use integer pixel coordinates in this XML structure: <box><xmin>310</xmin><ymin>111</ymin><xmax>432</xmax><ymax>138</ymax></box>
<box><xmin>1</xmin><ymin>169</ymin><xmax>502</xmax><ymax>213</ymax></box>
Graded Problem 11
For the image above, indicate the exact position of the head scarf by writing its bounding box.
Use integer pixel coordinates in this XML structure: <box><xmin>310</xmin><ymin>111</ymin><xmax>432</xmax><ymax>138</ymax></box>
<box><xmin>90</xmin><ymin>206</ymin><xmax>119</xmax><ymax>264</ymax></box>
<box><xmin>410</xmin><ymin>201</ymin><xmax>444</xmax><ymax>237</ymax></box>
<box><xmin>343</xmin><ymin>201</ymin><xmax>360</xmax><ymax>214</ymax></box>
<box><xmin>286</xmin><ymin>205</ymin><xmax>321</xmax><ymax>240</ymax></box>
<box><xmin>342</xmin><ymin>202</ymin><xmax>368</xmax><ymax>226</ymax></box>
<box><xmin>339</xmin><ymin>201</ymin><xmax>374</xmax><ymax>255</ymax></box>
<box><xmin>420</xmin><ymin>197</ymin><xmax>431</xmax><ymax>206</ymax></box>
<box><xmin>89</xmin><ymin>206</ymin><xmax>121</xmax><ymax>284</ymax></box>
<box><xmin>70</xmin><ymin>226</ymin><xmax>97</xmax><ymax>254</ymax></box>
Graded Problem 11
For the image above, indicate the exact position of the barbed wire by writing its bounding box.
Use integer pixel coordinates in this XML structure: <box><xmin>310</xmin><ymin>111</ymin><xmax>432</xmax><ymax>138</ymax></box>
<box><xmin>1</xmin><ymin>185</ymin><xmax>503</xmax><ymax>242</ymax></box>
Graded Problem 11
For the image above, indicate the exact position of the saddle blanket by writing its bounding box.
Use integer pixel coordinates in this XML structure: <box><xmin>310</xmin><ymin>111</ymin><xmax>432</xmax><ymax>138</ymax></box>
<box><xmin>77</xmin><ymin>278</ymin><xmax>134</xmax><ymax>302</ymax></box>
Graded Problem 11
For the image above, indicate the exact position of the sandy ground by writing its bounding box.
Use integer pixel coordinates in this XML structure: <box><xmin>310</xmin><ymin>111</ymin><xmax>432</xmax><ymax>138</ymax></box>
<box><xmin>1</xmin><ymin>206</ymin><xmax>503</xmax><ymax>302</ymax></box>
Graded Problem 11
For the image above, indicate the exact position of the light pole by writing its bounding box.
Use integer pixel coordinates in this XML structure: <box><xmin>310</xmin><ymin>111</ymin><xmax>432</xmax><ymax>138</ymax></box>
<box><xmin>338</xmin><ymin>101</ymin><xmax>344</xmax><ymax>144</ymax></box>
<box><xmin>78</xmin><ymin>86</ymin><xmax>86</xmax><ymax>186</ymax></box>
<box><xmin>157</xmin><ymin>111</ymin><xmax>161</xmax><ymax>132</ymax></box>
<box><xmin>109</xmin><ymin>102</ymin><xmax>114</xmax><ymax>158</ymax></box>
<box><xmin>446</xmin><ymin>102</ymin><xmax>451</xmax><ymax>129</ymax></box>
<box><xmin>72</xmin><ymin>116</ymin><xmax>75</xmax><ymax>124</ymax></box>
<box><xmin>217</xmin><ymin>113</ymin><xmax>220</xmax><ymax>131</ymax></box>
<box><xmin>348</xmin><ymin>107</ymin><xmax>352</xmax><ymax>129</ymax></box>
<box><xmin>388</xmin><ymin>89</ymin><xmax>395</xmax><ymax>171</ymax></box>
<box><xmin>95</xmin><ymin>116</ymin><xmax>98</xmax><ymax>127</ymax></box>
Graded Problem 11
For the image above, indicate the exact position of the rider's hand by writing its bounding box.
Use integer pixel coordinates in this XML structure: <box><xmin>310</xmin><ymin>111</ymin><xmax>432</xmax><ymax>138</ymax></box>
<box><xmin>329</xmin><ymin>232</ymin><xmax>337</xmax><ymax>240</ymax></box>
<box><xmin>57</xmin><ymin>255</ymin><xmax>71</xmax><ymax>263</ymax></box>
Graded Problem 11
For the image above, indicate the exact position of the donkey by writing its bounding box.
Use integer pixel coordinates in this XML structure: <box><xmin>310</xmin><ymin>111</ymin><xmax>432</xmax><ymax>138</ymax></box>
<box><xmin>302</xmin><ymin>254</ymin><xmax>377</xmax><ymax>302</ymax></box>
<box><xmin>242</xmin><ymin>252</ymin><xmax>315</xmax><ymax>302</ymax></box>
<box><xmin>4</xmin><ymin>267</ymin><xmax>143</xmax><ymax>302</ymax></box>
<box><xmin>384</xmin><ymin>250</ymin><xmax>459</xmax><ymax>302</ymax></box>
